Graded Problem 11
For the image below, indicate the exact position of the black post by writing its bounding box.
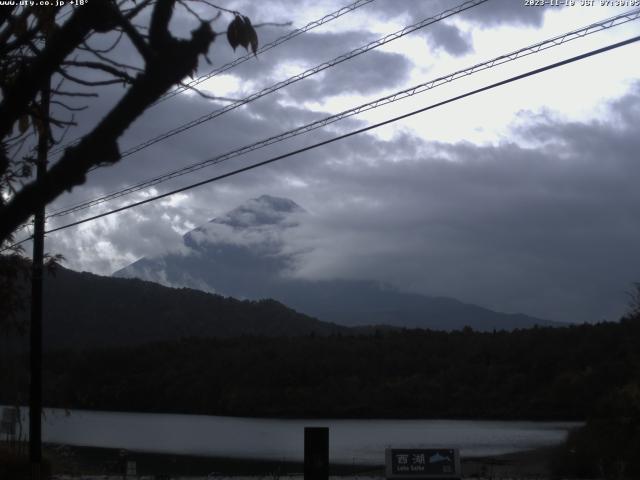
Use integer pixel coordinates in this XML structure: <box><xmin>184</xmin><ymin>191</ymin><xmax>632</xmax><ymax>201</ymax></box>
<box><xmin>304</xmin><ymin>427</ymin><xmax>329</xmax><ymax>480</ymax></box>
<box><xmin>30</xmin><ymin>80</ymin><xmax>50</xmax><ymax>480</ymax></box>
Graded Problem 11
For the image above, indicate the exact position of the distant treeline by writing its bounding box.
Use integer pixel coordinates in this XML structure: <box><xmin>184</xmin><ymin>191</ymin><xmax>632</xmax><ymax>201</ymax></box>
<box><xmin>2</xmin><ymin>317</ymin><xmax>639</xmax><ymax>421</ymax></box>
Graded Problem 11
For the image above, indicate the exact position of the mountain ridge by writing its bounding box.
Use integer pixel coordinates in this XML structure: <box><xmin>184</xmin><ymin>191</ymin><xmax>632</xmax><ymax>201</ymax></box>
<box><xmin>115</xmin><ymin>195</ymin><xmax>563</xmax><ymax>331</ymax></box>
<box><xmin>3</xmin><ymin>264</ymin><xmax>350</xmax><ymax>351</ymax></box>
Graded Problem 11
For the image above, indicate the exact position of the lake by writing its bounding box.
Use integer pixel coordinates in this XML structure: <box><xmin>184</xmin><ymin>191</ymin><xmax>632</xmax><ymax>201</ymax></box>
<box><xmin>16</xmin><ymin>408</ymin><xmax>580</xmax><ymax>464</ymax></box>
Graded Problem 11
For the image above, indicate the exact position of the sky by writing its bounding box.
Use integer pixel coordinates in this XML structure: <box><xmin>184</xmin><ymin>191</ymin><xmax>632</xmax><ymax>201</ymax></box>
<box><xmin>21</xmin><ymin>0</ymin><xmax>640</xmax><ymax>323</ymax></box>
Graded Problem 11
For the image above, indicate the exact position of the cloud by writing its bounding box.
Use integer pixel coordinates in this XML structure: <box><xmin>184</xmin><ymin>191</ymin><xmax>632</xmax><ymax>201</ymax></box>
<box><xmin>364</xmin><ymin>0</ymin><xmax>548</xmax><ymax>55</ymax></box>
<box><xmin>283</xmin><ymin>49</ymin><xmax>412</xmax><ymax>100</ymax></box>
<box><xmin>424</xmin><ymin>22</ymin><xmax>473</xmax><ymax>56</ymax></box>
<box><xmin>463</xmin><ymin>0</ymin><xmax>547</xmax><ymax>27</ymax></box>
<box><xmin>371</xmin><ymin>0</ymin><xmax>547</xmax><ymax>28</ymax></box>
<box><xmin>260</xmin><ymin>83</ymin><xmax>640</xmax><ymax>323</ymax></box>
<box><xmin>32</xmin><ymin>1</ymin><xmax>640</xmax><ymax>327</ymax></box>
<box><xmin>50</xmin><ymin>80</ymin><xmax>640</xmax><ymax>322</ymax></box>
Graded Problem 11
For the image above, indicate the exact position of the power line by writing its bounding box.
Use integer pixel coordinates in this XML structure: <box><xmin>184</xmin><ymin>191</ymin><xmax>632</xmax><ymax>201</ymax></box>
<box><xmin>6</xmin><ymin>0</ymin><xmax>489</xmax><ymax>242</ymax></box>
<box><xmin>46</xmin><ymin>8</ymin><xmax>640</xmax><ymax>220</ymax></box>
<box><xmin>158</xmin><ymin>0</ymin><xmax>377</xmax><ymax>104</ymax></box>
<box><xmin>84</xmin><ymin>0</ymin><xmax>490</xmax><ymax>164</ymax></box>
<box><xmin>18</xmin><ymin>34</ymin><xmax>636</xmax><ymax>244</ymax></box>
<box><xmin>46</xmin><ymin>0</ymin><xmax>490</xmax><ymax>216</ymax></box>
<box><xmin>4</xmin><ymin>34</ymin><xmax>638</xmax><ymax>252</ymax></box>
<box><xmin>43</xmin><ymin>0</ymin><xmax>490</xmax><ymax>217</ymax></box>
<box><xmin>48</xmin><ymin>0</ymin><xmax>377</xmax><ymax>157</ymax></box>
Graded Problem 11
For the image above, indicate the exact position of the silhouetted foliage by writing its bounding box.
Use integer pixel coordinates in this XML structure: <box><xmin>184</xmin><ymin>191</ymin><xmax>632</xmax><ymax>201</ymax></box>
<box><xmin>0</xmin><ymin>1</ymin><xmax>260</xmax><ymax>245</ymax></box>
<box><xmin>2</xmin><ymin>316</ymin><xmax>639</xmax><ymax>422</ymax></box>
<box><xmin>0</xmin><ymin>254</ymin><xmax>30</xmax><ymax>334</ymax></box>
<box><xmin>0</xmin><ymin>0</ymin><xmax>260</xmax><ymax>352</ymax></box>
<box><xmin>227</xmin><ymin>15</ymin><xmax>258</xmax><ymax>54</ymax></box>
<box><xmin>552</xmin><ymin>306</ymin><xmax>640</xmax><ymax>479</ymax></box>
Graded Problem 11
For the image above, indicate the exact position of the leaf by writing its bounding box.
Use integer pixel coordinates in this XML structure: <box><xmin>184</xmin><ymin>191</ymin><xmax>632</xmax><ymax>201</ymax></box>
<box><xmin>243</xmin><ymin>16</ymin><xmax>258</xmax><ymax>55</ymax></box>
<box><xmin>235</xmin><ymin>16</ymin><xmax>249</xmax><ymax>51</ymax></box>
<box><xmin>18</xmin><ymin>115</ymin><xmax>29</xmax><ymax>134</ymax></box>
<box><xmin>226</xmin><ymin>15</ymin><xmax>242</xmax><ymax>51</ymax></box>
<box><xmin>227</xmin><ymin>15</ymin><xmax>258</xmax><ymax>53</ymax></box>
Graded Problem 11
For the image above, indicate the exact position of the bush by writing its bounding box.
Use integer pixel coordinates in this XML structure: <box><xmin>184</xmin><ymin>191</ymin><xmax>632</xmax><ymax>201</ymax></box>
<box><xmin>552</xmin><ymin>383</ymin><xmax>640</xmax><ymax>479</ymax></box>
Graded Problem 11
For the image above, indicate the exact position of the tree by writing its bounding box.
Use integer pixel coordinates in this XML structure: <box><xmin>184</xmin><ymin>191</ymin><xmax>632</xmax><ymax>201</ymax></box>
<box><xmin>626</xmin><ymin>282</ymin><xmax>640</xmax><ymax>320</ymax></box>
<box><xmin>1</xmin><ymin>5</ymin><xmax>261</xmax><ymax>476</ymax></box>
<box><xmin>0</xmin><ymin>0</ymin><xmax>259</xmax><ymax>245</ymax></box>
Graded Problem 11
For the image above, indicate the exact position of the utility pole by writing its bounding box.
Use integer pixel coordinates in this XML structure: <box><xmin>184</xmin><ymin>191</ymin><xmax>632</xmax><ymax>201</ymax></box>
<box><xmin>30</xmin><ymin>77</ymin><xmax>50</xmax><ymax>480</ymax></box>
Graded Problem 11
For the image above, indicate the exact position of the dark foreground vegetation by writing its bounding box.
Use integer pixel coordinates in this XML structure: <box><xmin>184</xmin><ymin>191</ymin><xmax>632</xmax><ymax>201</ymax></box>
<box><xmin>551</xmin><ymin>382</ymin><xmax>640</xmax><ymax>479</ymax></box>
<box><xmin>2</xmin><ymin>258</ymin><xmax>640</xmax><ymax>477</ymax></box>
<box><xmin>2</xmin><ymin>316</ymin><xmax>640</xmax><ymax>478</ymax></box>
<box><xmin>4</xmin><ymin>318</ymin><xmax>639</xmax><ymax>420</ymax></box>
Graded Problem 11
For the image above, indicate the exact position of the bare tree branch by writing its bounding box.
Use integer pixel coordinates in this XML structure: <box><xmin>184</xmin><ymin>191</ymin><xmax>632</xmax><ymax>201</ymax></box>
<box><xmin>50</xmin><ymin>101</ymin><xmax>88</xmax><ymax>113</ymax></box>
<box><xmin>149</xmin><ymin>0</ymin><xmax>175</xmax><ymax>49</ymax></box>
<box><xmin>0</xmin><ymin>11</ymin><xmax>216</xmax><ymax>241</ymax></box>
<box><xmin>113</xmin><ymin>10</ymin><xmax>154</xmax><ymax>62</ymax></box>
<box><xmin>86</xmin><ymin>48</ymin><xmax>144</xmax><ymax>73</ymax></box>
<box><xmin>80</xmin><ymin>30</ymin><xmax>125</xmax><ymax>55</ymax></box>
<box><xmin>62</xmin><ymin>60</ymin><xmax>137</xmax><ymax>83</ymax></box>
<box><xmin>0</xmin><ymin>4</ymin><xmax>101</xmax><ymax>139</ymax></box>
<box><xmin>57</xmin><ymin>68</ymin><xmax>128</xmax><ymax>87</ymax></box>
<box><xmin>51</xmin><ymin>89</ymin><xmax>99</xmax><ymax>98</ymax></box>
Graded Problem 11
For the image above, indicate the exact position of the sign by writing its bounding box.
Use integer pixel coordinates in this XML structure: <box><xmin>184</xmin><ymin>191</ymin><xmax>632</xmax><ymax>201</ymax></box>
<box><xmin>0</xmin><ymin>407</ymin><xmax>18</xmax><ymax>436</ymax></box>
<box><xmin>386</xmin><ymin>448</ymin><xmax>461</xmax><ymax>479</ymax></box>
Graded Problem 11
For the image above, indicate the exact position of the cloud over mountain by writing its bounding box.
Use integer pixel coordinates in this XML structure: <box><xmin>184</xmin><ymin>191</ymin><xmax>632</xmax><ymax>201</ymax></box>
<box><xmin>36</xmin><ymin>1</ymin><xmax>640</xmax><ymax>326</ymax></box>
<box><xmin>115</xmin><ymin>195</ymin><xmax>560</xmax><ymax>331</ymax></box>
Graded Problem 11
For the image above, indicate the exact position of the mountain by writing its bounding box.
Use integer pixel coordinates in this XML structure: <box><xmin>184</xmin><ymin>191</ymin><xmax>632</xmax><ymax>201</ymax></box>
<box><xmin>5</xmin><ymin>263</ymin><xmax>348</xmax><ymax>351</ymax></box>
<box><xmin>115</xmin><ymin>195</ymin><xmax>560</xmax><ymax>331</ymax></box>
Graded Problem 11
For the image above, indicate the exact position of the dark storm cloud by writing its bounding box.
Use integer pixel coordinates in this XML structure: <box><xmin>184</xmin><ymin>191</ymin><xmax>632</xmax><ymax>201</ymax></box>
<box><xmin>288</xmin><ymin>85</ymin><xmax>640</xmax><ymax>323</ymax></box>
<box><xmin>282</xmin><ymin>49</ymin><xmax>412</xmax><ymax>100</ymax></box>
<box><xmin>158</xmin><ymin>83</ymin><xmax>640</xmax><ymax>324</ymax></box>
<box><xmin>221</xmin><ymin>27</ymin><xmax>414</xmax><ymax>99</ymax></box>
<box><xmin>369</xmin><ymin>0</ymin><xmax>547</xmax><ymax>28</ymax></box>
<box><xmin>425</xmin><ymin>22</ymin><xmax>474</xmax><ymax>56</ymax></box>
<box><xmin>463</xmin><ymin>0</ymin><xmax>547</xmax><ymax>27</ymax></box>
<box><xmin>256</xmin><ymin>29</ymin><xmax>380</xmax><ymax>66</ymax></box>
<box><xmin>38</xmin><ymin>2</ymin><xmax>639</xmax><ymax>325</ymax></box>
<box><xmin>359</xmin><ymin>0</ymin><xmax>549</xmax><ymax>56</ymax></box>
<box><xmin>47</xmin><ymin>83</ymin><xmax>640</xmax><ymax>323</ymax></box>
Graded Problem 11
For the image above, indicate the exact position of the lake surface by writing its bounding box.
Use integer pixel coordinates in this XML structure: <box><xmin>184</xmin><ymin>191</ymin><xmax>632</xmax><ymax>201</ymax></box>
<box><xmin>22</xmin><ymin>408</ymin><xmax>580</xmax><ymax>464</ymax></box>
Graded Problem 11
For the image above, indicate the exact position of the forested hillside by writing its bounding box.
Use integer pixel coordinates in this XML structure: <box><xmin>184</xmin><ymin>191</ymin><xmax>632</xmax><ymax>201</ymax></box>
<box><xmin>9</xmin><ymin>265</ymin><xmax>348</xmax><ymax>350</ymax></box>
<box><xmin>3</xmin><ymin>317</ymin><xmax>638</xmax><ymax>421</ymax></box>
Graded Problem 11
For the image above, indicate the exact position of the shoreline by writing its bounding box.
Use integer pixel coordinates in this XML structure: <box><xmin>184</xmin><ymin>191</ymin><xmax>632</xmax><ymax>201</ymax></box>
<box><xmin>5</xmin><ymin>404</ymin><xmax>586</xmax><ymax>422</ymax></box>
<box><xmin>37</xmin><ymin>443</ymin><xmax>558</xmax><ymax>478</ymax></box>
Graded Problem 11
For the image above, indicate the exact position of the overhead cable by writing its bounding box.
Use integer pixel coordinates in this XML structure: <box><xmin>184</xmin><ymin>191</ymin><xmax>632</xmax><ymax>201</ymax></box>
<box><xmin>24</xmin><ymin>34</ymin><xmax>638</xmax><ymax>243</ymax></box>
<box><xmin>48</xmin><ymin>0</ymin><xmax>377</xmax><ymax>157</ymax></box>
<box><xmin>105</xmin><ymin>0</ymin><xmax>491</xmax><ymax>159</ymax></box>
<box><xmin>158</xmin><ymin>0</ymin><xmax>377</xmax><ymax>104</ymax></box>
<box><xmin>46</xmin><ymin>8</ymin><xmax>640</xmax><ymax>219</ymax></box>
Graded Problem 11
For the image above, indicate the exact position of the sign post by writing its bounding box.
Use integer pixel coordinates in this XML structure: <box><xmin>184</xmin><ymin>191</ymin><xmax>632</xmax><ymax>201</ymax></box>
<box><xmin>1</xmin><ymin>407</ymin><xmax>18</xmax><ymax>438</ymax></box>
<box><xmin>304</xmin><ymin>427</ymin><xmax>329</xmax><ymax>480</ymax></box>
<box><xmin>386</xmin><ymin>448</ymin><xmax>461</xmax><ymax>480</ymax></box>
<box><xmin>126</xmin><ymin>460</ymin><xmax>137</xmax><ymax>477</ymax></box>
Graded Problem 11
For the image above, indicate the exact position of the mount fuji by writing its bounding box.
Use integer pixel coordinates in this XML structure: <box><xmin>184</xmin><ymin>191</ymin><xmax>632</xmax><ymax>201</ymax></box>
<box><xmin>114</xmin><ymin>195</ymin><xmax>560</xmax><ymax>331</ymax></box>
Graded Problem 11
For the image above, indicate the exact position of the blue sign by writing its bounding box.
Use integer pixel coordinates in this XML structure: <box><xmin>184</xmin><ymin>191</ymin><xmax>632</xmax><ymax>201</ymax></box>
<box><xmin>386</xmin><ymin>448</ymin><xmax>461</xmax><ymax>479</ymax></box>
